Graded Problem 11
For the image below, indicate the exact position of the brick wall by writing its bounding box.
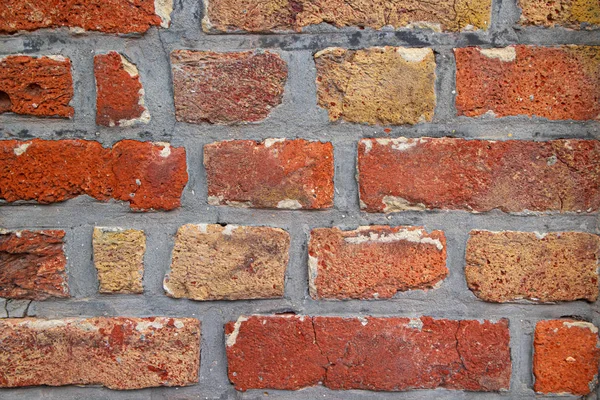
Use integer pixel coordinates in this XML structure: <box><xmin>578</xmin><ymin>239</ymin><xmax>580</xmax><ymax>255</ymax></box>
<box><xmin>0</xmin><ymin>0</ymin><xmax>599</xmax><ymax>399</ymax></box>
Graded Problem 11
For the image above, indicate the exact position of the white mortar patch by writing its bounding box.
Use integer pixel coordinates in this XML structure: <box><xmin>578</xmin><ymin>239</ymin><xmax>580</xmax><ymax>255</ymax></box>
<box><xmin>277</xmin><ymin>199</ymin><xmax>302</xmax><ymax>209</ymax></box>
<box><xmin>480</xmin><ymin>47</ymin><xmax>516</xmax><ymax>62</ymax></box>
<box><xmin>154</xmin><ymin>0</ymin><xmax>173</xmax><ymax>28</ymax></box>
<box><xmin>406</xmin><ymin>318</ymin><xmax>424</xmax><ymax>330</ymax></box>
<box><xmin>563</xmin><ymin>321</ymin><xmax>598</xmax><ymax>333</ymax></box>
<box><xmin>344</xmin><ymin>227</ymin><xmax>443</xmax><ymax>250</ymax></box>
<box><xmin>226</xmin><ymin>316</ymin><xmax>249</xmax><ymax>347</ymax></box>
<box><xmin>264</xmin><ymin>138</ymin><xmax>286</xmax><ymax>148</ymax></box>
<box><xmin>222</xmin><ymin>225</ymin><xmax>239</xmax><ymax>235</ymax></box>
<box><xmin>135</xmin><ymin>320</ymin><xmax>164</xmax><ymax>331</ymax></box>
<box><xmin>308</xmin><ymin>255</ymin><xmax>319</xmax><ymax>297</ymax></box>
<box><xmin>155</xmin><ymin>142</ymin><xmax>171</xmax><ymax>158</ymax></box>
<box><xmin>382</xmin><ymin>195</ymin><xmax>427</xmax><ymax>212</ymax></box>
<box><xmin>13</xmin><ymin>142</ymin><xmax>31</xmax><ymax>156</ymax></box>
<box><xmin>396</xmin><ymin>47</ymin><xmax>432</xmax><ymax>63</ymax></box>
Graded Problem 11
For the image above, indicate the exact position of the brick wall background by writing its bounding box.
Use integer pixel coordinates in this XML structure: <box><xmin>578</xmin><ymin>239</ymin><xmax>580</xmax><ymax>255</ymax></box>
<box><xmin>0</xmin><ymin>0</ymin><xmax>599</xmax><ymax>399</ymax></box>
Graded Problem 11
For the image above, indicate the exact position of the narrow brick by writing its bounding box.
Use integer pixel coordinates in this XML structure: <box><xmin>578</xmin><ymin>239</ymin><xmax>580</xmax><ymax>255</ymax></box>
<box><xmin>94</xmin><ymin>52</ymin><xmax>150</xmax><ymax>127</ymax></box>
<box><xmin>93</xmin><ymin>228</ymin><xmax>146</xmax><ymax>294</ymax></box>
<box><xmin>0</xmin><ymin>0</ymin><xmax>172</xmax><ymax>34</ymax></box>
<box><xmin>358</xmin><ymin>138</ymin><xmax>600</xmax><ymax>213</ymax></box>
<box><xmin>0</xmin><ymin>230</ymin><xmax>69</xmax><ymax>300</ymax></box>
<box><xmin>455</xmin><ymin>45</ymin><xmax>600</xmax><ymax>120</ymax></box>
<box><xmin>315</xmin><ymin>47</ymin><xmax>436</xmax><ymax>125</ymax></box>
<box><xmin>203</xmin><ymin>0</ymin><xmax>491</xmax><ymax>32</ymax></box>
<box><xmin>171</xmin><ymin>50</ymin><xmax>287</xmax><ymax>124</ymax></box>
<box><xmin>534</xmin><ymin>320</ymin><xmax>600</xmax><ymax>395</ymax></box>
<box><xmin>0</xmin><ymin>317</ymin><xmax>200</xmax><ymax>389</ymax></box>
<box><xmin>466</xmin><ymin>230</ymin><xmax>600</xmax><ymax>303</ymax></box>
<box><xmin>226</xmin><ymin>315</ymin><xmax>511</xmax><ymax>392</ymax></box>
<box><xmin>0</xmin><ymin>55</ymin><xmax>73</xmax><ymax>118</ymax></box>
<box><xmin>205</xmin><ymin>139</ymin><xmax>334</xmax><ymax>209</ymax></box>
<box><xmin>309</xmin><ymin>226</ymin><xmax>447</xmax><ymax>299</ymax></box>
<box><xmin>0</xmin><ymin>139</ymin><xmax>188</xmax><ymax>211</ymax></box>
<box><xmin>518</xmin><ymin>0</ymin><xmax>600</xmax><ymax>29</ymax></box>
<box><xmin>164</xmin><ymin>224</ymin><xmax>290</xmax><ymax>300</ymax></box>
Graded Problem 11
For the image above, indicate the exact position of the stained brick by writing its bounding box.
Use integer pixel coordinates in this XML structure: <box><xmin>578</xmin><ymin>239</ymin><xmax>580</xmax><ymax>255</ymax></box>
<box><xmin>518</xmin><ymin>0</ymin><xmax>600</xmax><ymax>29</ymax></box>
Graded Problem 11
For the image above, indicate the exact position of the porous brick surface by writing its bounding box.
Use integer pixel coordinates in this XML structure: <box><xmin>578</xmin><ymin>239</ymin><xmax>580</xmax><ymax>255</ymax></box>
<box><xmin>518</xmin><ymin>0</ymin><xmax>600</xmax><ymax>29</ymax></box>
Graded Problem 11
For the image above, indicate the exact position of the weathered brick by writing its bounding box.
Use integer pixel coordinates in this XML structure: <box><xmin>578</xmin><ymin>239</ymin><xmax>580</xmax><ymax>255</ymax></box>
<box><xmin>226</xmin><ymin>315</ymin><xmax>511</xmax><ymax>391</ymax></box>
<box><xmin>358</xmin><ymin>138</ymin><xmax>600</xmax><ymax>213</ymax></box>
<box><xmin>518</xmin><ymin>0</ymin><xmax>600</xmax><ymax>29</ymax></box>
<box><xmin>164</xmin><ymin>224</ymin><xmax>290</xmax><ymax>300</ymax></box>
<box><xmin>466</xmin><ymin>230</ymin><xmax>600</xmax><ymax>303</ymax></box>
<box><xmin>0</xmin><ymin>230</ymin><xmax>69</xmax><ymax>300</ymax></box>
<box><xmin>455</xmin><ymin>45</ymin><xmax>600</xmax><ymax>120</ymax></box>
<box><xmin>0</xmin><ymin>0</ymin><xmax>172</xmax><ymax>34</ymax></box>
<box><xmin>94</xmin><ymin>52</ymin><xmax>150</xmax><ymax>127</ymax></box>
<box><xmin>0</xmin><ymin>139</ymin><xmax>187</xmax><ymax>211</ymax></box>
<box><xmin>534</xmin><ymin>320</ymin><xmax>600</xmax><ymax>395</ymax></box>
<box><xmin>93</xmin><ymin>228</ymin><xmax>145</xmax><ymax>294</ymax></box>
<box><xmin>0</xmin><ymin>55</ymin><xmax>73</xmax><ymax>118</ymax></box>
<box><xmin>205</xmin><ymin>139</ymin><xmax>334</xmax><ymax>209</ymax></box>
<box><xmin>0</xmin><ymin>317</ymin><xmax>200</xmax><ymax>389</ymax></box>
<box><xmin>315</xmin><ymin>47</ymin><xmax>436</xmax><ymax>125</ymax></box>
<box><xmin>203</xmin><ymin>0</ymin><xmax>491</xmax><ymax>32</ymax></box>
<box><xmin>171</xmin><ymin>50</ymin><xmax>287</xmax><ymax>124</ymax></box>
<box><xmin>308</xmin><ymin>226</ymin><xmax>447</xmax><ymax>299</ymax></box>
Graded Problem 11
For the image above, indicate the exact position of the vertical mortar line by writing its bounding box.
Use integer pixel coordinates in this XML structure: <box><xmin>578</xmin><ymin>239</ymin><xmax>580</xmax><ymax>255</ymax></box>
<box><xmin>285</xmin><ymin>222</ymin><xmax>311</xmax><ymax>305</ymax></box>
<box><xmin>142</xmin><ymin>222</ymin><xmax>179</xmax><ymax>297</ymax></box>
<box><xmin>64</xmin><ymin>223</ymin><xmax>98</xmax><ymax>300</ymax></box>
<box><xmin>333</xmin><ymin>136</ymin><xmax>360</xmax><ymax>213</ymax></box>
<box><xmin>200</xmin><ymin>309</ymin><xmax>238</xmax><ymax>396</ymax></box>
<box><xmin>432</xmin><ymin>47</ymin><xmax>458</xmax><ymax>124</ymax></box>
<box><xmin>70</xmin><ymin>39</ymin><xmax>99</xmax><ymax>131</ymax></box>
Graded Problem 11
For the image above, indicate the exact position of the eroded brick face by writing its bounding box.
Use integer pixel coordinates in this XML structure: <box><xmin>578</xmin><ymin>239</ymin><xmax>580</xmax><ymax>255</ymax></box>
<box><xmin>203</xmin><ymin>0</ymin><xmax>491</xmax><ymax>32</ymax></box>
<box><xmin>315</xmin><ymin>47</ymin><xmax>436</xmax><ymax>125</ymax></box>
<box><xmin>519</xmin><ymin>0</ymin><xmax>600</xmax><ymax>29</ymax></box>
<box><xmin>226</xmin><ymin>315</ymin><xmax>511</xmax><ymax>392</ymax></box>
<box><xmin>308</xmin><ymin>226</ymin><xmax>447</xmax><ymax>299</ymax></box>
<box><xmin>164</xmin><ymin>224</ymin><xmax>290</xmax><ymax>300</ymax></box>
<box><xmin>0</xmin><ymin>230</ymin><xmax>69</xmax><ymax>300</ymax></box>
<box><xmin>0</xmin><ymin>317</ymin><xmax>200</xmax><ymax>389</ymax></box>
<box><xmin>534</xmin><ymin>320</ymin><xmax>600</xmax><ymax>395</ymax></box>
<box><xmin>171</xmin><ymin>50</ymin><xmax>287</xmax><ymax>124</ymax></box>
<box><xmin>455</xmin><ymin>45</ymin><xmax>600</xmax><ymax>120</ymax></box>
<box><xmin>0</xmin><ymin>0</ymin><xmax>172</xmax><ymax>34</ymax></box>
<box><xmin>466</xmin><ymin>230</ymin><xmax>600</xmax><ymax>303</ymax></box>
<box><xmin>204</xmin><ymin>139</ymin><xmax>334</xmax><ymax>209</ymax></box>
<box><xmin>0</xmin><ymin>55</ymin><xmax>73</xmax><ymax>118</ymax></box>
<box><xmin>358</xmin><ymin>138</ymin><xmax>600</xmax><ymax>213</ymax></box>
<box><xmin>0</xmin><ymin>139</ymin><xmax>187</xmax><ymax>211</ymax></box>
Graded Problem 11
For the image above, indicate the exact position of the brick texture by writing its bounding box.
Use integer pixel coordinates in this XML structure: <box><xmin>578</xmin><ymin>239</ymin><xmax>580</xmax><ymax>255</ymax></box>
<box><xmin>205</xmin><ymin>139</ymin><xmax>334</xmax><ymax>209</ymax></box>
<box><xmin>0</xmin><ymin>317</ymin><xmax>200</xmax><ymax>389</ymax></box>
<box><xmin>466</xmin><ymin>230</ymin><xmax>600</xmax><ymax>303</ymax></box>
<box><xmin>358</xmin><ymin>138</ymin><xmax>600</xmax><ymax>213</ymax></box>
<box><xmin>164</xmin><ymin>224</ymin><xmax>290</xmax><ymax>300</ymax></box>
<box><xmin>0</xmin><ymin>55</ymin><xmax>73</xmax><ymax>118</ymax></box>
<box><xmin>0</xmin><ymin>139</ymin><xmax>187</xmax><ymax>211</ymax></box>
<box><xmin>518</xmin><ymin>0</ymin><xmax>600</xmax><ymax>29</ymax></box>
<box><xmin>0</xmin><ymin>230</ymin><xmax>69</xmax><ymax>300</ymax></box>
<box><xmin>534</xmin><ymin>320</ymin><xmax>600</xmax><ymax>395</ymax></box>
<box><xmin>226</xmin><ymin>315</ymin><xmax>511</xmax><ymax>391</ymax></box>
<box><xmin>308</xmin><ymin>226</ymin><xmax>447</xmax><ymax>299</ymax></box>
<box><xmin>455</xmin><ymin>45</ymin><xmax>600</xmax><ymax>120</ymax></box>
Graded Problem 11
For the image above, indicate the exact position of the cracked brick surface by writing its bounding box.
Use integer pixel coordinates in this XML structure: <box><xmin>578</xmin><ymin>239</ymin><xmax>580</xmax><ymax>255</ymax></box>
<box><xmin>518</xmin><ymin>0</ymin><xmax>600</xmax><ymax>29</ymax></box>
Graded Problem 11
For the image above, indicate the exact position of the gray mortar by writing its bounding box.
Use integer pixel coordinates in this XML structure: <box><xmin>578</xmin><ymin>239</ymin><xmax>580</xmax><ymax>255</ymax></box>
<box><xmin>0</xmin><ymin>0</ymin><xmax>599</xmax><ymax>398</ymax></box>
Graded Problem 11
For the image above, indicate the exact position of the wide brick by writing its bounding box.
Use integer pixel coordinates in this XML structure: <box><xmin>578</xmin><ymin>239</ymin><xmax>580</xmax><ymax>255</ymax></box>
<box><xmin>0</xmin><ymin>139</ymin><xmax>187</xmax><ymax>211</ymax></box>
<box><xmin>0</xmin><ymin>230</ymin><xmax>69</xmax><ymax>300</ymax></box>
<box><xmin>93</xmin><ymin>228</ymin><xmax>145</xmax><ymax>294</ymax></box>
<box><xmin>0</xmin><ymin>55</ymin><xmax>73</xmax><ymax>118</ymax></box>
<box><xmin>466</xmin><ymin>230</ymin><xmax>600</xmax><ymax>303</ymax></box>
<box><xmin>171</xmin><ymin>50</ymin><xmax>287</xmax><ymax>124</ymax></box>
<box><xmin>203</xmin><ymin>0</ymin><xmax>491</xmax><ymax>32</ymax></box>
<box><xmin>518</xmin><ymin>0</ymin><xmax>600</xmax><ymax>29</ymax></box>
<box><xmin>164</xmin><ymin>224</ymin><xmax>290</xmax><ymax>300</ymax></box>
<box><xmin>205</xmin><ymin>139</ymin><xmax>333</xmax><ymax>209</ymax></box>
<box><xmin>0</xmin><ymin>0</ymin><xmax>172</xmax><ymax>34</ymax></box>
<box><xmin>455</xmin><ymin>45</ymin><xmax>600</xmax><ymax>120</ymax></box>
<box><xmin>534</xmin><ymin>320</ymin><xmax>600</xmax><ymax>395</ymax></box>
<box><xmin>308</xmin><ymin>226</ymin><xmax>447</xmax><ymax>299</ymax></box>
<box><xmin>315</xmin><ymin>47</ymin><xmax>436</xmax><ymax>125</ymax></box>
<box><xmin>226</xmin><ymin>315</ymin><xmax>511</xmax><ymax>391</ymax></box>
<box><xmin>358</xmin><ymin>138</ymin><xmax>600</xmax><ymax>213</ymax></box>
<box><xmin>0</xmin><ymin>317</ymin><xmax>200</xmax><ymax>389</ymax></box>
<box><xmin>94</xmin><ymin>52</ymin><xmax>150</xmax><ymax>127</ymax></box>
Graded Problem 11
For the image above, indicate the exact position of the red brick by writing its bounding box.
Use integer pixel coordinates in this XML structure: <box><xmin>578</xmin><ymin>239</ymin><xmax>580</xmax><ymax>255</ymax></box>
<box><xmin>0</xmin><ymin>139</ymin><xmax>187</xmax><ymax>211</ymax></box>
<box><xmin>358</xmin><ymin>138</ymin><xmax>600</xmax><ymax>213</ymax></box>
<box><xmin>534</xmin><ymin>320</ymin><xmax>600</xmax><ymax>395</ymax></box>
<box><xmin>455</xmin><ymin>45</ymin><xmax>600</xmax><ymax>120</ymax></box>
<box><xmin>0</xmin><ymin>55</ymin><xmax>73</xmax><ymax>118</ymax></box>
<box><xmin>0</xmin><ymin>317</ymin><xmax>200</xmax><ymax>389</ymax></box>
<box><xmin>0</xmin><ymin>0</ymin><xmax>172</xmax><ymax>34</ymax></box>
<box><xmin>94</xmin><ymin>52</ymin><xmax>150</xmax><ymax>127</ymax></box>
<box><xmin>171</xmin><ymin>50</ymin><xmax>287</xmax><ymax>124</ymax></box>
<box><xmin>308</xmin><ymin>226</ymin><xmax>447</xmax><ymax>299</ymax></box>
<box><xmin>226</xmin><ymin>315</ymin><xmax>511</xmax><ymax>392</ymax></box>
<box><xmin>0</xmin><ymin>230</ymin><xmax>69</xmax><ymax>300</ymax></box>
<box><xmin>205</xmin><ymin>139</ymin><xmax>333</xmax><ymax>209</ymax></box>
<box><xmin>518</xmin><ymin>0</ymin><xmax>600</xmax><ymax>29</ymax></box>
